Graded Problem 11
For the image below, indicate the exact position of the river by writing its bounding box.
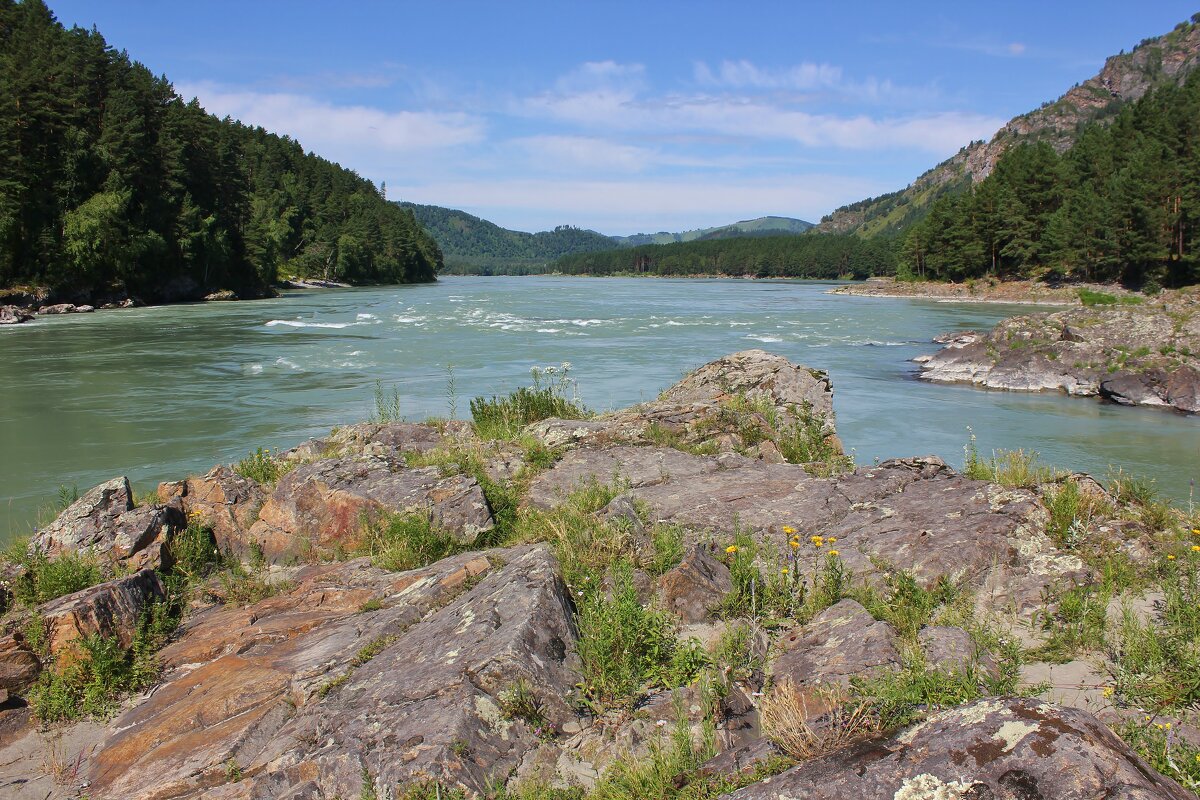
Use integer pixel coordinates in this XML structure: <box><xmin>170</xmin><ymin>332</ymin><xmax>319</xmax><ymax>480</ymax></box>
<box><xmin>2</xmin><ymin>276</ymin><xmax>1197</xmax><ymax>541</ymax></box>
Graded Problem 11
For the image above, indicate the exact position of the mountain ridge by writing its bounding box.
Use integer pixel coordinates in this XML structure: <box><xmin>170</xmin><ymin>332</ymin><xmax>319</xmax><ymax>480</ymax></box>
<box><xmin>818</xmin><ymin>15</ymin><xmax>1200</xmax><ymax>238</ymax></box>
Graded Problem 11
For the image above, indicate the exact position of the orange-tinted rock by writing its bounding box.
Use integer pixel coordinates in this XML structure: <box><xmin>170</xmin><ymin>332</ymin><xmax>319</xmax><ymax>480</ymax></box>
<box><xmin>158</xmin><ymin>465</ymin><xmax>266</xmax><ymax>554</ymax></box>
<box><xmin>38</xmin><ymin>569</ymin><xmax>165</xmax><ymax>660</ymax></box>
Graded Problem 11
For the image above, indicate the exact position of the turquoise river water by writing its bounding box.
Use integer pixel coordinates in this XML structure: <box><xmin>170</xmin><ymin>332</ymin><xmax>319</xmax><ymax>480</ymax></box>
<box><xmin>2</xmin><ymin>276</ymin><xmax>1198</xmax><ymax>541</ymax></box>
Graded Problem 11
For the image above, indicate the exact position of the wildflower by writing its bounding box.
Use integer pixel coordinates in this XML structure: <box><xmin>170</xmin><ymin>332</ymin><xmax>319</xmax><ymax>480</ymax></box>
<box><xmin>1102</xmin><ymin>686</ymin><xmax>1115</xmax><ymax>698</ymax></box>
<box><xmin>810</xmin><ymin>535</ymin><xmax>824</xmax><ymax>547</ymax></box>
<box><xmin>1168</xmin><ymin>554</ymin><xmax>1177</xmax><ymax>561</ymax></box>
<box><xmin>781</xmin><ymin>567</ymin><xmax>789</xmax><ymax>574</ymax></box>
<box><xmin>726</xmin><ymin>545</ymin><xmax>738</xmax><ymax>554</ymax></box>
<box><xmin>1192</xmin><ymin>545</ymin><xmax>1200</xmax><ymax>552</ymax></box>
<box><xmin>789</xmin><ymin>540</ymin><xmax>800</xmax><ymax>549</ymax></box>
<box><xmin>782</xmin><ymin>525</ymin><xmax>796</xmax><ymax>535</ymax></box>
<box><xmin>828</xmin><ymin>550</ymin><xmax>839</xmax><ymax>557</ymax></box>
<box><xmin>827</xmin><ymin>537</ymin><xmax>837</xmax><ymax>544</ymax></box>
<box><xmin>1193</xmin><ymin>528</ymin><xmax>1200</xmax><ymax>535</ymax></box>
<box><xmin>655</xmin><ymin>719</ymin><xmax>668</xmax><ymax>727</ymax></box>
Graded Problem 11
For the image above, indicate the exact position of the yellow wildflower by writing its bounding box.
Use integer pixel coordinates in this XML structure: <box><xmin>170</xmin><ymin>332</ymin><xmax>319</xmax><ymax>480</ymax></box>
<box><xmin>782</xmin><ymin>525</ymin><xmax>796</xmax><ymax>535</ymax></box>
<box><xmin>1102</xmin><ymin>686</ymin><xmax>1115</xmax><ymax>698</ymax></box>
<box><xmin>1193</xmin><ymin>528</ymin><xmax>1200</xmax><ymax>535</ymax></box>
<box><xmin>1168</xmin><ymin>554</ymin><xmax>1177</xmax><ymax>560</ymax></box>
<box><xmin>789</xmin><ymin>541</ymin><xmax>800</xmax><ymax>549</ymax></box>
<box><xmin>827</xmin><ymin>537</ymin><xmax>837</xmax><ymax>544</ymax></box>
<box><xmin>810</xmin><ymin>535</ymin><xmax>824</xmax><ymax>547</ymax></box>
<box><xmin>781</xmin><ymin>567</ymin><xmax>789</xmax><ymax>574</ymax></box>
<box><xmin>828</xmin><ymin>550</ymin><xmax>839</xmax><ymax>557</ymax></box>
<box><xmin>1192</xmin><ymin>545</ymin><xmax>1200</xmax><ymax>552</ymax></box>
<box><xmin>725</xmin><ymin>545</ymin><xmax>738</xmax><ymax>554</ymax></box>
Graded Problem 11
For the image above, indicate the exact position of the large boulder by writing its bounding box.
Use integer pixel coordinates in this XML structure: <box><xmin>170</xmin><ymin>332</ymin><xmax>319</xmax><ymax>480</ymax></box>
<box><xmin>84</xmin><ymin>546</ymin><xmax>578</xmax><ymax>800</ymax></box>
<box><xmin>32</xmin><ymin>477</ymin><xmax>181</xmax><ymax>569</ymax></box>
<box><xmin>247</xmin><ymin>456</ymin><xmax>494</xmax><ymax>562</ymax></box>
<box><xmin>158</xmin><ymin>465</ymin><xmax>266</xmax><ymax>553</ymax></box>
<box><xmin>720</xmin><ymin>697</ymin><xmax>1193</xmax><ymax>799</ymax></box>
<box><xmin>0</xmin><ymin>305</ymin><xmax>33</xmax><ymax>325</ymax></box>
<box><xmin>0</xmin><ymin>569</ymin><xmax>165</xmax><ymax>696</ymax></box>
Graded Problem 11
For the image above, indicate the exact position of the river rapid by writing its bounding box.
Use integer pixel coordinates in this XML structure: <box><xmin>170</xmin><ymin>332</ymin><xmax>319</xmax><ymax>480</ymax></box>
<box><xmin>2</xmin><ymin>275</ymin><xmax>1197</xmax><ymax>540</ymax></box>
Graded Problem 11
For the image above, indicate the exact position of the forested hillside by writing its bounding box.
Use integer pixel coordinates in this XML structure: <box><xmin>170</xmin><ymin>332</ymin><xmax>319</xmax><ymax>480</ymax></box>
<box><xmin>611</xmin><ymin>216</ymin><xmax>813</xmax><ymax>246</ymax></box>
<box><xmin>554</xmin><ymin>233</ymin><xmax>895</xmax><ymax>279</ymax></box>
<box><xmin>899</xmin><ymin>69</ymin><xmax>1200</xmax><ymax>289</ymax></box>
<box><xmin>0</xmin><ymin>0</ymin><xmax>440</xmax><ymax>304</ymax></box>
<box><xmin>400</xmin><ymin>203</ymin><xmax>614</xmax><ymax>274</ymax></box>
<box><xmin>819</xmin><ymin>16</ymin><xmax>1200</xmax><ymax>239</ymax></box>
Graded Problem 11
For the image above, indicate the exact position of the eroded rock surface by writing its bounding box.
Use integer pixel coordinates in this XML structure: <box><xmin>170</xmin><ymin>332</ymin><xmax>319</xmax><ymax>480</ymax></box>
<box><xmin>84</xmin><ymin>546</ymin><xmax>576</xmax><ymax>800</ymax></box>
<box><xmin>721</xmin><ymin>697</ymin><xmax>1193</xmax><ymax>800</ymax></box>
<box><xmin>248</xmin><ymin>456</ymin><xmax>494</xmax><ymax>562</ymax></box>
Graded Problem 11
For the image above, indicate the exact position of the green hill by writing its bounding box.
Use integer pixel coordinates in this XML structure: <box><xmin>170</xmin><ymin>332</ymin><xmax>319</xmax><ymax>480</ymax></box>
<box><xmin>0</xmin><ymin>0</ymin><xmax>440</xmax><ymax>304</ymax></box>
<box><xmin>399</xmin><ymin>203</ymin><xmax>615</xmax><ymax>274</ymax></box>
<box><xmin>612</xmin><ymin>216</ymin><xmax>813</xmax><ymax>246</ymax></box>
<box><xmin>819</xmin><ymin>16</ymin><xmax>1200</xmax><ymax>239</ymax></box>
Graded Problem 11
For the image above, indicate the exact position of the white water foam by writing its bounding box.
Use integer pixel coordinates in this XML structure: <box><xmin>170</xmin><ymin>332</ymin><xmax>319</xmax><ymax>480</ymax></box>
<box><xmin>266</xmin><ymin>319</ymin><xmax>358</xmax><ymax>330</ymax></box>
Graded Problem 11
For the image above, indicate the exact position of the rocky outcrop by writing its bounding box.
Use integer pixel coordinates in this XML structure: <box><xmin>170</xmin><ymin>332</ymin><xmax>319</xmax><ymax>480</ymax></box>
<box><xmin>1</xmin><ymin>349</ymin><xmax>1195</xmax><ymax>800</ymax></box>
<box><xmin>771</xmin><ymin>600</ymin><xmax>901</xmax><ymax>698</ymax></box>
<box><xmin>918</xmin><ymin>302</ymin><xmax>1200</xmax><ymax>413</ymax></box>
<box><xmin>247</xmin><ymin>456</ymin><xmax>494</xmax><ymax>562</ymax></box>
<box><xmin>528</xmin><ymin>349</ymin><xmax>841</xmax><ymax>459</ymax></box>
<box><xmin>32</xmin><ymin>477</ymin><xmax>182</xmax><ymax>569</ymax></box>
<box><xmin>529</xmin><ymin>448</ymin><xmax>1053</xmax><ymax>591</ymax></box>
<box><xmin>84</xmin><ymin>546</ymin><xmax>576</xmax><ymax>800</ymax></box>
<box><xmin>0</xmin><ymin>570</ymin><xmax>164</xmax><ymax>695</ymax></box>
<box><xmin>721</xmin><ymin>697</ymin><xmax>1193</xmax><ymax>800</ymax></box>
<box><xmin>659</xmin><ymin>545</ymin><xmax>733</xmax><ymax>623</ymax></box>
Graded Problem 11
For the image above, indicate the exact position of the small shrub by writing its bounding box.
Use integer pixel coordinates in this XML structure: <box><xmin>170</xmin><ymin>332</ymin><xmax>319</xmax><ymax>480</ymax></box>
<box><xmin>359</xmin><ymin>511</ymin><xmax>465</xmax><ymax>573</ymax></box>
<box><xmin>219</xmin><ymin>559</ymin><xmax>285</xmax><ymax>606</ymax></box>
<box><xmin>1116</xmin><ymin>718</ymin><xmax>1200</xmax><ymax>793</ymax></box>
<box><xmin>499</xmin><ymin>678</ymin><xmax>546</xmax><ymax>728</ymax></box>
<box><xmin>233</xmin><ymin>447</ymin><xmax>292</xmax><ymax>485</ymax></box>
<box><xmin>574</xmin><ymin>561</ymin><xmax>679</xmax><ymax>710</ymax></box>
<box><xmin>371</xmin><ymin>380</ymin><xmax>404</xmax><ymax>423</ymax></box>
<box><xmin>1078</xmin><ymin>288</ymin><xmax>1143</xmax><ymax>307</ymax></box>
<box><xmin>11</xmin><ymin>548</ymin><xmax>105</xmax><ymax>606</ymax></box>
<box><xmin>777</xmin><ymin>402</ymin><xmax>852</xmax><ymax>475</ymax></box>
<box><xmin>647</xmin><ymin>524</ymin><xmax>685</xmax><ymax>577</ymax></box>
<box><xmin>471</xmin><ymin>363</ymin><xmax>588</xmax><ymax>440</ymax></box>
<box><xmin>963</xmin><ymin>443</ymin><xmax>1058</xmax><ymax>488</ymax></box>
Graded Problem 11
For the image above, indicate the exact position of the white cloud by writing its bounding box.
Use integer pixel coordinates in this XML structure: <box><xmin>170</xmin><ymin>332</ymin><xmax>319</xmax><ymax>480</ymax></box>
<box><xmin>177</xmin><ymin>81</ymin><xmax>486</xmax><ymax>153</ymax></box>
<box><xmin>509</xmin><ymin>136</ymin><xmax>654</xmax><ymax>173</ymax></box>
<box><xmin>524</xmin><ymin>88</ymin><xmax>1002</xmax><ymax>155</ymax></box>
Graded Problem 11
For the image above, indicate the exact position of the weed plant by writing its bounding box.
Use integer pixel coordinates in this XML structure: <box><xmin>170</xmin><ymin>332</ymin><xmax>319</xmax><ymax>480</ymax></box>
<box><xmin>470</xmin><ymin>363</ymin><xmax>588</xmax><ymax>440</ymax></box>
<box><xmin>233</xmin><ymin>447</ymin><xmax>293</xmax><ymax>485</ymax></box>
<box><xmin>358</xmin><ymin>510</ymin><xmax>465</xmax><ymax>572</ymax></box>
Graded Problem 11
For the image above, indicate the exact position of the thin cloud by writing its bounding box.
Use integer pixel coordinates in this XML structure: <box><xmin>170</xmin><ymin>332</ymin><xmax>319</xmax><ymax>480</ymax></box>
<box><xmin>390</xmin><ymin>175</ymin><xmax>887</xmax><ymax>235</ymax></box>
<box><xmin>178</xmin><ymin>81</ymin><xmax>486</xmax><ymax>153</ymax></box>
<box><xmin>509</xmin><ymin>135</ymin><xmax>654</xmax><ymax>173</ymax></box>
<box><xmin>693</xmin><ymin>60</ymin><xmax>843</xmax><ymax>90</ymax></box>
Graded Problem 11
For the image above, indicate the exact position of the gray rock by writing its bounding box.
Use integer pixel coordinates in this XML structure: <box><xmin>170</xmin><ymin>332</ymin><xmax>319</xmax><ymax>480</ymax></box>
<box><xmin>84</xmin><ymin>546</ymin><xmax>578</xmax><ymax>800</ymax></box>
<box><xmin>721</xmin><ymin>697</ymin><xmax>1193</xmax><ymax>800</ymax></box>
<box><xmin>0</xmin><ymin>305</ymin><xmax>33</xmax><ymax>325</ymax></box>
<box><xmin>659</xmin><ymin>545</ymin><xmax>733</xmax><ymax>623</ymax></box>
<box><xmin>38</xmin><ymin>569</ymin><xmax>166</xmax><ymax>657</ymax></box>
<box><xmin>772</xmin><ymin>599</ymin><xmax>900</xmax><ymax>692</ymax></box>
<box><xmin>918</xmin><ymin>625</ymin><xmax>998</xmax><ymax>678</ymax></box>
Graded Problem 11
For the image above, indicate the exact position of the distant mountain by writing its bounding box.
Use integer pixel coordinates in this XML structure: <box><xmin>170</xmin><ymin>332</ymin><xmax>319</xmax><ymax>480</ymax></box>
<box><xmin>399</xmin><ymin>203</ymin><xmax>615</xmax><ymax>274</ymax></box>
<box><xmin>612</xmin><ymin>216</ymin><xmax>813</xmax><ymax>246</ymax></box>
<box><xmin>819</xmin><ymin>16</ymin><xmax>1200</xmax><ymax>238</ymax></box>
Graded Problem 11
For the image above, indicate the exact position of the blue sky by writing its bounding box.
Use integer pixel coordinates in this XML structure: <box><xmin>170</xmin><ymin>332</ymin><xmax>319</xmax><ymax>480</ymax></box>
<box><xmin>48</xmin><ymin>1</ymin><xmax>1200</xmax><ymax>235</ymax></box>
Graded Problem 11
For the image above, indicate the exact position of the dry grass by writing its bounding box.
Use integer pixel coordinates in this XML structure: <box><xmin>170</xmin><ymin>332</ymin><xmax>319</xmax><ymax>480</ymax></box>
<box><xmin>759</xmin><ymin>680</ymin><xmax>878</xmax><ymax>761</ymax></box>
<box><xmin>40</xmin><ymin>735</ymin><xmax>89</xmax><ymax>786</ymax></box>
